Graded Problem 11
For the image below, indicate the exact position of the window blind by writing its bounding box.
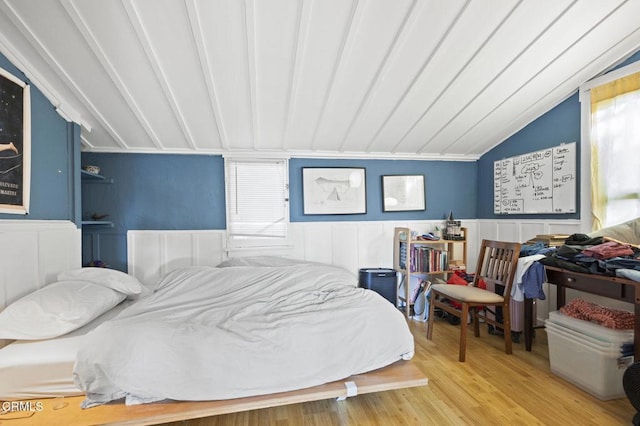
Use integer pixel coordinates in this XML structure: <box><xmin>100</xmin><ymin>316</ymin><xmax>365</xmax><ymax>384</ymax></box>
<box><xmin>225</xmin><ymin>159</ymin><xmax>288</xmax><ymax>247</ymax></box>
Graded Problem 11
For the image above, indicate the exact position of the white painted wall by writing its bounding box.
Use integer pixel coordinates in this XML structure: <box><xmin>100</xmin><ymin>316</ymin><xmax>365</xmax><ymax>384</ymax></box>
<box><xmin>129</xmin><ymin>219</ymin><xmax>582</xmax><ymax>280</ymax></box>
<box><xmin>0</xmin><ymin>220</ymin><xmax>81</xmax><ymax>348</ymax></box>
<box><xmin>130</xmin><ymin>218</ymin><xmax>620</xmax><ymax>327</ymax></box>
<box><xmin>129</xmin><ymin>220</ymin><xmax>468</xmax><ymax>287</ymax></box>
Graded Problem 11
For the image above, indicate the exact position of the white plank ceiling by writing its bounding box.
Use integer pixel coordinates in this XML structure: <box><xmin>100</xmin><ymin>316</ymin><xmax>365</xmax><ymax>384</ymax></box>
<box><xmin>1</xmin><ymin>0</ymin><xmax>640</xmax><ymax>159</ymax></box>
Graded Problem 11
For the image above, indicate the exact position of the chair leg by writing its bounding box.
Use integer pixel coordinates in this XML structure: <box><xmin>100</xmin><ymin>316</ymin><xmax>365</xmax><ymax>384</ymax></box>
<box><xmin>502</xmin><ymin>303</ymin><xmax>513</xmax><ymax>355</ymax></box>
<box><xmin>458</xmin><ymin>303</ymin><xmax>469</xmax><ymax>362</ymax></box>
<box><xmin>472</xmin><ymin>307</ymin><xmax>480</xmax><ymax>337</ymax></box>
<box><xmin>426</xmin><ymin>291</ymin><xmax>436</xmax><ymax>340</ymax></box>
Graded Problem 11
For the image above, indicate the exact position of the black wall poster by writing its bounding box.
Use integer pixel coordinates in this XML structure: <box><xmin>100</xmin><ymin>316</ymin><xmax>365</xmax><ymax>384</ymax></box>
<box><xmin>0</xmin><ymin>66</ymin><xmax>30</xmax><ymax>215</ymax></box>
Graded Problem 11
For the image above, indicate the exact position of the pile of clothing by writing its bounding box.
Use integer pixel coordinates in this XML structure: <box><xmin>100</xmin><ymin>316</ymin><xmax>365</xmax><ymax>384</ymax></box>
<box><xmin>534</xmin><ymin>233</ymin><xmax>640</xmax><ymax>281</ymax></box>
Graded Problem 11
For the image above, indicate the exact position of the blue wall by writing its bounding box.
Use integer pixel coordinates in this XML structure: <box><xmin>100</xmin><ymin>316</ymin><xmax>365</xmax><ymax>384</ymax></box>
<box><xmin>477</xmin><ymin>49</ymin><xmax>640</xmax><ymax>220</ymax></box>
<box><xmin>289</xmin><ymin>158</ymin><xmax>476</xmax><ymax>221</ymax></box>
<box><xmin>81</xmin><ymin>153</ymin><xmax>225</xmax><ymax>230</ymax></box>
<box><xmin>81</xmin><ymin>154</ymin><xmax>478</xmax><ymax>231</ymax></box>
<box><xmin>81</xmin><ymin>154</ymin><xmax>477</xmax><ymax>269</ymax></box>
<box><xmin>476</xmin><ymin>95</ymin><xmax>581</xmax><ymax>220</ymax></box>
<box><xmin>0</xmin><ymin>53</ymin><xmax>79</xmax><ymax>221</ymax></box>
<box><xmin>81</xmin><ymin>152</ymin><xmax>225</xmax><ymax>270</ymax></box>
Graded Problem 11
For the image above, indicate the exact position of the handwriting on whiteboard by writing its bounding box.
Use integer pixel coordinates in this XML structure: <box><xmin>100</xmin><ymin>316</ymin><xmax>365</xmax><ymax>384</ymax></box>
<box><xmin>494</xmin><ymin>142</ymin><xmax>576</xmax><ymax>214</ymax></box>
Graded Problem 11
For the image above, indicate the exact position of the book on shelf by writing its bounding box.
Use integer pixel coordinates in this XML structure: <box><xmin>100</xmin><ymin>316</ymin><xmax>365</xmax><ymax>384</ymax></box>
<box><xmin>409</xmin><ymin>246</ymin><xmax>448</xmax><ymax>273</ymax></box>
<box><xmin>399</xmin><ymin>275</ymin><xmax>432</xmax><ymax>304</ymax></box>
<box><xmin>411</xmin><ymin>278</ymin><xmax>432</xmax><ymax>305</ymax></box>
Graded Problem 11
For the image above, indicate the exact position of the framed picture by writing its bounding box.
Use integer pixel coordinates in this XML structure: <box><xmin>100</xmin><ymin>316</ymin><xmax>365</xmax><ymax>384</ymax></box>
<box><xmin>0</xmin><ymin>67</ymin><xmax>31</xmax><ymax>215</ymax></box>
<box><xmin>382</xmin><ymin>175</ymin><xmax>425</xmax><ymax>212</ymax></box>
<box><xmin>302</xmin><ymin>167</ymin><xmax>366</xmax><ymax>214</ymax></box>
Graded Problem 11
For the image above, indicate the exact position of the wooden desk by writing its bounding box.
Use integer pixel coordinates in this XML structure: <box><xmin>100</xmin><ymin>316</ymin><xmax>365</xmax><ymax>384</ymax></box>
<box><xmin>524</xmin><ymin>266</ymin><xmax>640</xmax><ymax>361</ymax></box>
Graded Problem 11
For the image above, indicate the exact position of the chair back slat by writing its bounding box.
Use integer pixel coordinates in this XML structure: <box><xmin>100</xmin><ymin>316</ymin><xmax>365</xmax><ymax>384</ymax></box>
<box><xmin>474</xmin><ymin>240</ymin><xmax>521</xmax><ymax>298</ymax></box>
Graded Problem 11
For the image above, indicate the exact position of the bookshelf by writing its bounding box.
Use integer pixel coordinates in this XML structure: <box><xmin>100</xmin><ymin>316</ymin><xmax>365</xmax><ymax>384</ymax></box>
<box><xmin>393</xmin><ymin>227</ymin><xmax>467</xmax><ymax>318</ymax></box>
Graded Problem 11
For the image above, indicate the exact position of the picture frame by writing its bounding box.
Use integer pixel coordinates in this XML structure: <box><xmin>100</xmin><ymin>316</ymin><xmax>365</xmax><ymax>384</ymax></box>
<box><xmin>302</xmin><ymin>167</ymin><xmax>366</xmax><ymax>215</ymax></box>
<box><xmin>0</xmin><ymin>66</ymin><xmax>31</xmax><ymax>215</ymax></box>
<box><xmin>382</xmin><ymin>175</ymin><xmax>425</xmax><ymax>212</ymax></box>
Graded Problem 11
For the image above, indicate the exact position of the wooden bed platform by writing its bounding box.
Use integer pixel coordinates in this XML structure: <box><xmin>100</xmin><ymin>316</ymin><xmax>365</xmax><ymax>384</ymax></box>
<box><xmin>3</xmin><ymin>361</ymin><xmax>426</xmax><ymax>426</ymax></box>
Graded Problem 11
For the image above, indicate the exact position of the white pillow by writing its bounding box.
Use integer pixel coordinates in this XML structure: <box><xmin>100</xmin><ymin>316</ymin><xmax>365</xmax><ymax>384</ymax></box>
<box><xmin>589</xmin><ymin>217</ymin><xmax>640</xmax><ymax>245</ymax></box>
<box><xmin>0</xmin><ymin>281</ymin><xmax>126</xmax><ymax>340</ymax></box>
<box><xmin>58</xmin><ymin>267</ymin><xmax>148</xmax><ymax>298</ymax></box>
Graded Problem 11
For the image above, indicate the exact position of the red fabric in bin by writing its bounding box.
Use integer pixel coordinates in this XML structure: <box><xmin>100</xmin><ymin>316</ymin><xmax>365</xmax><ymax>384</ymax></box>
<box><xmin>560</xmin><ymin>298</ymin><xmax>634</xmax><ymax>330</ymax></box>
<box><xmin>445</xmin><ymin>271</ymin><xmax>486</xmax><ymax>309</ymax></box>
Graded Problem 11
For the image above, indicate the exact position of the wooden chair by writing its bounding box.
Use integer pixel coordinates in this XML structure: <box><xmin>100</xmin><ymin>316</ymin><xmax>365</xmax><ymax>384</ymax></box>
<box><xmin>426</xmin><ymin>239</ymin><xmax>521</xmax><ymax>362</ymax></box>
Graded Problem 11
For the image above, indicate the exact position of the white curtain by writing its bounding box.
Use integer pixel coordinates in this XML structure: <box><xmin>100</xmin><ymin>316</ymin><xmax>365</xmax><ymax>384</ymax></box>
<box><xmin>590</xmin><ymin>76</ymin><xmax>640</xmax><ymax>229</ymax></box>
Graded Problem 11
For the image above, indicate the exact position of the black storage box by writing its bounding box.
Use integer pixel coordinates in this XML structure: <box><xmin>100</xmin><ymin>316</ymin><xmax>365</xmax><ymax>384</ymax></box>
<box><xmin>358</xmin><ymin>268</ymin><xmax>397</xmax><ymax>306</ymax></box>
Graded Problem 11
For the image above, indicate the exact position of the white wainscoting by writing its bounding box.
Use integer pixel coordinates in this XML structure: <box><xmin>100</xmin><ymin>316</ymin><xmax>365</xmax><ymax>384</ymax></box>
<box><xmin>128</xmin><ymin>221</ymin><xmax>465</xmax><ymax>287</ymax></box>
<box><xmin>289</xmin><ymin>220</ymin><xmax>481</xmax><ymax>275</ymax></box>
<box><xmin>0</xmin><ymin>220</ymin><xmax>81</xmax><ymax>308</ymax></box>
<box><xmin>0</xmin><ymin>220</ymin><xmax>81</xmax><ymax>348</ymax></box>
<box><xmin>128</xmin><ymin>218</ymin><xmax>582</xmax><ymax>288</ymax></box>
<box><xmin>129</xmin><ymin>219</ymin><xmax>596</xmax><ymax>328</ymax></box>
<box><xmin>476</xmin><ymin>218</ymin><xmax>583</xmax><ymax>243</ymax></box>
<box><xmin>127</xmin><ymin>230</ymin><xmax>226</xmax><ymax>287</ymax></box>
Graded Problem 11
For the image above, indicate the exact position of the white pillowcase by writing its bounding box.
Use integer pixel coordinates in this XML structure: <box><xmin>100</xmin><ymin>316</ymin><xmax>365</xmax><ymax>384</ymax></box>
<box><xmin>0</xmin><ymin>281</ymin><xmax>126</xmax><ymax>340</ymax></box>
<box><xmin>58</xmin><ymin>267</ymin><xmax>149</xmax><ymax>298</ymax></box>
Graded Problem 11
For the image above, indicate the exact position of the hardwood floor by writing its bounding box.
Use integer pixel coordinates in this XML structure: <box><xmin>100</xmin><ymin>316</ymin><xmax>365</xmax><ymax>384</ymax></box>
<box><xmin>166</xmin><ymin>319</ymin><xmax>635</xmax><ymax>426</ymax></box>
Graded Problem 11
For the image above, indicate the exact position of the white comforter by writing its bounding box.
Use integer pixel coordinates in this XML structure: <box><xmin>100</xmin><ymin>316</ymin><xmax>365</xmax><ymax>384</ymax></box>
<box><xmin>74</xmin><ymin>263</ymin><xmax>414</xmax><ymax>407</ymax></box>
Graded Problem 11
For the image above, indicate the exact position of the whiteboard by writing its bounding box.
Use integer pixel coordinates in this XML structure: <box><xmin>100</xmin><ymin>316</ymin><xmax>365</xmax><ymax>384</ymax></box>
<box><xmin>494</xmin><ymin>142</ymin><xmax>576</xmax><ymax>214</ymax></box>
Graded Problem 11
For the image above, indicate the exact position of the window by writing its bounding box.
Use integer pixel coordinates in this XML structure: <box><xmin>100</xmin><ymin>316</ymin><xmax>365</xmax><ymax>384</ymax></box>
<box><xmin>581</xmin><ymin>63</ymin><xmax>640</xmax><ymax>230</ymax></box>
<box><xmin>224</xmin><ymin>157</ymin><xmax>289</xmax><ymax>249</ymax></box>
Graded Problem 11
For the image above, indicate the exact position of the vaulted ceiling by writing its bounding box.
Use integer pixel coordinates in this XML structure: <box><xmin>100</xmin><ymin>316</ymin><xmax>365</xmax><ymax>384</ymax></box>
<box><xmin>1</xmin><ymin>0</ymin><xmax>640</xmax><ymax>159</ymax></box>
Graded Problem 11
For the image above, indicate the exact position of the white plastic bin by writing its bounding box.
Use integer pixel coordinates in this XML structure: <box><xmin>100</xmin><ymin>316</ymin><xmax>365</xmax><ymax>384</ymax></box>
<box><xmin>548</xmin><ymin>310</ymin><xmax>633</xmax><ymax>345</ymax></box>
<box><xmin>545</xmin><ymin>314</ymin><xmax>633</xmax><ymax>400</ymax></box>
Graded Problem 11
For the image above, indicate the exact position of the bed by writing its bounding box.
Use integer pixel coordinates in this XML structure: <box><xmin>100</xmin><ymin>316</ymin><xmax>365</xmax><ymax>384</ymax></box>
<box><xmin>0</xmin><ymin>255</ymin><xmax>425</xmax><ymax>424</ymax></box>
<box><xmin>0</xmin><ymin>301</ymin><xmax>133</xmax><ymax>400</ymax></box>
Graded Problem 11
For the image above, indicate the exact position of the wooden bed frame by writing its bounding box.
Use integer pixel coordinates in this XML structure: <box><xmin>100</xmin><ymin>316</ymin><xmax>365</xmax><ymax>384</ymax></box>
<box><xmin>4</xmin><ymin>361</ymin><xmax>427</xmax><ymax>425</ymax></box>
<box><xmin>1</xmin><ymin>224</ymin><xmax>426</xmax><ymax>424</ymax></box>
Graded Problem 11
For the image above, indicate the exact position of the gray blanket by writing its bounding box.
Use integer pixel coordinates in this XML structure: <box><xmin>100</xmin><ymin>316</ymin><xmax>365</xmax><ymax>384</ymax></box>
<box><xmin>74</xmin><ymin>263</ymin><xmax>414</xmax><ymax>407</ymax></box>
